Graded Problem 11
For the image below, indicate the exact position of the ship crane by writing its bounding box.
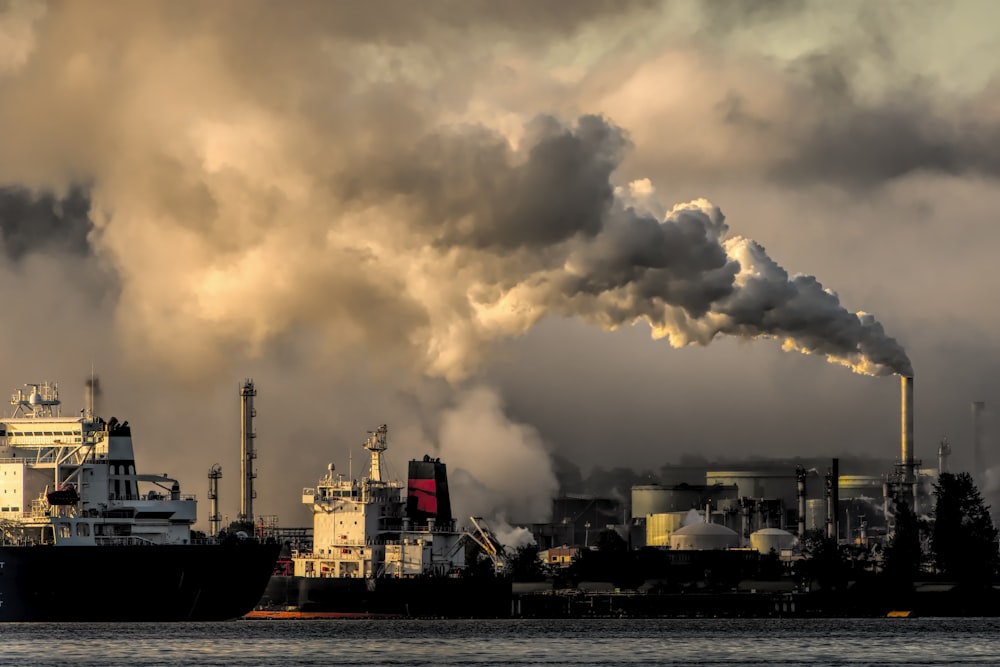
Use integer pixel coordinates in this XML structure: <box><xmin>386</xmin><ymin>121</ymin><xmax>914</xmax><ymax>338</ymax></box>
<box><xmin>467</xmin><ymin>516</ymin><xmax>510</xmax><ymax>575</ymax></box>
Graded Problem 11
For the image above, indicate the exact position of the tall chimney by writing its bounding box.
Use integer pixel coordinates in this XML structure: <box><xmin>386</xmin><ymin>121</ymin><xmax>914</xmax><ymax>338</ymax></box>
<box><xmin>208</xmin><ymin>464</ymin><xmax>222</xmax><ymax>537</ymax></box>
<box><xmin>938</xmin><ymin>438</ymin><xmax>951</xmax><ymax>476</ymax></box>
<box><xmin>239</xmin><ymin>379</ymin><xmax>258</xmax><ymax>525</ymax></box>
<box><xmin>901</xmin><ymin>376</ymin><xmax>915</xmax><ymax>483</ymax></box>
<box><xmin>796</xmin><ymin>466</ymin><xmax>807</xmax><ymax>540</ymax></box>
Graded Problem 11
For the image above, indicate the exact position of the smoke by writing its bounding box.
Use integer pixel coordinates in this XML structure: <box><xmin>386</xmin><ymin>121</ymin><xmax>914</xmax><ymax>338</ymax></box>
<box><xmin>0</xmin><ymin>186</ymin><xmax>93</xmax><ymax>260</ymax></box>
<box><xmin>681</xmin><ymin>508</ymin><xmax>703</xmax><ymax>526</ymax></box>
<box><xmin>438</xmin><ymin>386</ymin><xmax>557</xmax><ymax>523</ymax></box>
<box><xmin>492</xmin><ymin>521</ymin><xmax>536</xmax><ymax>550</ymax></box>
<box><xmin>0</xmin><ymin>1</ymin><xmax>939</xmax><ymax>523</ymax></box>
<box><xmin>0</xmin><ymin>3</ymin><xmax>913</xmax><ymax>383</ymax></box>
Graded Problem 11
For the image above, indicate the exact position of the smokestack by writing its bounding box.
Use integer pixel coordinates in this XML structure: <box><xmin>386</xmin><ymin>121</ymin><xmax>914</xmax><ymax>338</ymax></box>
<box><xmin>938</xmin><ymin>438</ymin><xmax>951</xmax><ymax>476</ymax></box>
<box><xmin>825</xmin><ymin>468</ymin><xmax>833</xmax><ymax>539</ymax></box>
<box><xmin>796</xmin><ymin>466</ymin><xmax>807</xmax><ymax>540</ymax></box>
<box><xmin>831</xmin><ymin>458</ymin><xmax>839</xmax><ymax>540</ymax></box>
<box><xmin>973</xmin><ymin>401</ymin><xmax>985</xmax><ymax>482</ymax></box>
<box><xmin>901</xmin><ymin>376</ymin><xmax>914</xmax><ymax>483</ymax></box>
<box><xmin>208</xmin><ymin>464</ymin><xmax>222</xmax><ymax>537</ymax></box>
<box><xmin>239</xmin><ymin>379</ymin><xmax>257</xmax><ymax>525</ymax></box>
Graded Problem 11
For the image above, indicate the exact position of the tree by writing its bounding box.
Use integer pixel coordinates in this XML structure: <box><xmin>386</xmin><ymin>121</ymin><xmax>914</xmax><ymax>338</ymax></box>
<box><xmin>882</xmin><ymin>499</ymin><xmax>923</xmax><ymax>587</ymax></box>
<box><xmin>509</xmin><ymin>543</ymin><xmax>546</xmax><ymax>582</ymax></box>
<box><xmin>798</xmin><ymin>530</ymin><xmax>845</xmax><ymax>591</ymax></box>
<box><xmin>932</xmin><ymin>472</ymin><xmax>999</xmax><ymax>584</ymax></box>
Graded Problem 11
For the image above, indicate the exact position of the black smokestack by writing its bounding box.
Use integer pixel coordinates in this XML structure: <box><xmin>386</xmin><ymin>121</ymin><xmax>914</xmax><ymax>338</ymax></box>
<box><xmin>406</xmin><ymin>455</ymin><xmax>453</xmax><ymax>528</ymax></box>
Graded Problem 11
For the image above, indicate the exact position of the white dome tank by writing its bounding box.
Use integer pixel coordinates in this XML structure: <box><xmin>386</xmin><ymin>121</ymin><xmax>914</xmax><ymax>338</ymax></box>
<box><xmin>750</xmin><ymin>527</ymin><xmax>796</xmax><ymax>554</ymax></box>
<box><xmin>669</xmin><ymin>522</ymin><xmax>739</xmax><ymax>551</ymax></box>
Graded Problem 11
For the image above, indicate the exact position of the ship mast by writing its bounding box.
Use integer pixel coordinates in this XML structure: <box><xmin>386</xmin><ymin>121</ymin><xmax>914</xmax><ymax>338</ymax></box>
<box><xmin>364</xmin><ymin>424</ymin><xmax>388</xmax><ymax>482</ymax></box>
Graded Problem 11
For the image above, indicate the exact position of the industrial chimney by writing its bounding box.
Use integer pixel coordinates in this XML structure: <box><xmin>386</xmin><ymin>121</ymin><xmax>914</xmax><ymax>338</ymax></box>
<box><xmin>208</xmin><ymin>464</ymin><xmax>222</xmax><ymax>537</ymax></box>
<box><xmin>901</xmin><ymin>376</ymin><xmax>915</xmax><ymax>483</ymax></box>
<box><xmin>795</xmin><ymin>466</ymin><xmax>807</xmax><ymax>540</ymax></box>
<box><xmin>239</xmin><ymin>379</ymin><xmax>257</xmax><ymax>525</ymax></box>
<box><xmin>938</xmin><ymin>438</ymin><xmax>951</xmax><ymax>476</ymax></box>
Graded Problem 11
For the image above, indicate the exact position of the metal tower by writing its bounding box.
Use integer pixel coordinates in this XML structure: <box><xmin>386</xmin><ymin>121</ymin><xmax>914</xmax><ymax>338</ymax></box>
<box><xmin>208</xmin><ymin>464</ymin><xmax>222</xmax><ymax>536</ymax></box>
<box><xmin>239</xmin><ymin>380</ymin><xmax>257</xmax><ymax>525</ymax></box>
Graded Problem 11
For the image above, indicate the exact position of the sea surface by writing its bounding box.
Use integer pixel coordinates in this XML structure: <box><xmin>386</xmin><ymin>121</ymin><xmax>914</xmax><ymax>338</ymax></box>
<box><xmin>1</xmin><ymin>617</ymin><xmax>999</xmax><ymax>666</ymax></box>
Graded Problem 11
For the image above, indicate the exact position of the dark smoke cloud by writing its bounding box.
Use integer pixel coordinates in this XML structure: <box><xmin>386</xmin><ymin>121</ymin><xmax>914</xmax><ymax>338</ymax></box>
<box><xmin>0</xmin><ymin>186</ymin><xmax>92</xmax><ymax>260</ymax></box>
<box><xmin>358</xmin><ymin>115</ymin><xmax>912</xmax><ymax>377</ymax></box>
<box><xmin>378</xmin><ymin>115</ymin><xmax>626</xmax><ymax>250</ymax></box>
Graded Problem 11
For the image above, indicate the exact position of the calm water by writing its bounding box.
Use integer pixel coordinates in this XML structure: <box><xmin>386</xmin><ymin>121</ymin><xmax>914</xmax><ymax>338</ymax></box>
<box><xmin>1</xmin><ymin>618</ymin><xmax>998</xmax><ymax>666</ymax></box>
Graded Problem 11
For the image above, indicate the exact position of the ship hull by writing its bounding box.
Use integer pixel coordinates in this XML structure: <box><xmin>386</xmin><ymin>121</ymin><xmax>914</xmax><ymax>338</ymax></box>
<box><xmin>259</xmin><ymin>575</ymin><xmax>512</xmax><ymax>618</ymax></box>
<box><xmin>0</xmin><ymin>540</ymin><xmax>280</xmax><ymax>622</ymax></box>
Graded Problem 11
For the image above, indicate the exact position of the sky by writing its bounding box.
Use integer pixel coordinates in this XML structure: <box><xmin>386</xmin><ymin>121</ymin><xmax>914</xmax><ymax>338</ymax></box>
<box><xmin>1</xmin><ymin>0</ymin><xmax>999</xmax><ymax>529</ymax></box>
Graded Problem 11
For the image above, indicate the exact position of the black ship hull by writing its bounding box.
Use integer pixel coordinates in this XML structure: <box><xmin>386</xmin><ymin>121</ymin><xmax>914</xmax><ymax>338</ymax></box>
<box><xmin>260</xmin><ymin>575</ymin><xmax>512</xmax><ymax>617</ymax></box>
<box><xmin>0</xmin><ymin>540</ymin><xmax>280</xmax><ymax>622</ymax></box>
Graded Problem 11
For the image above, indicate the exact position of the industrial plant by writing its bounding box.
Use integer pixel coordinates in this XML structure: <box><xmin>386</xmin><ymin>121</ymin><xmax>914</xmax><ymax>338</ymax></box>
<box><xmin>512</xmin><ymin>375</ymin><xmax>1000</xmax><ymax>617</ymax></box>
<box><xmin>209</xmin><ymin>374</ymin><xmax>1000</xmax><ymax>618</ymax></box>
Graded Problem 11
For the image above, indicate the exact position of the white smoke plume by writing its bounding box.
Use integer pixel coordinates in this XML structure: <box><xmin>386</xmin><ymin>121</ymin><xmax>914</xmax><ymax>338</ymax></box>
<box><xmin>437</xmin><ymin>386</ymin><xmax>557</xmax><ymax>524</ymax></box>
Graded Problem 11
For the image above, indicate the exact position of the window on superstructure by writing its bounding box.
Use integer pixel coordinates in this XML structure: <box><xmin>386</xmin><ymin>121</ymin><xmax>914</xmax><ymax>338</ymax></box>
<box><xmin>58</xmin><ymin>523</ymin><xmax>71</xmax><ymax>539</ymax></box>
<box><xmin>44</xmin><ymin>432</ymin><xmax>53</xmax><ymax>436</ymax></box>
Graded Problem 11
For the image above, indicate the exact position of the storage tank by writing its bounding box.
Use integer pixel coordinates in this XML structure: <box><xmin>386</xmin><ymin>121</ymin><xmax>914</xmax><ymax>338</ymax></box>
<box><xmin>706</xmin><ymin>470</ymin><xmax>797</xmax><ymax>507</ymax></box>
<box><xmin>645</xmin><ymin>511</ymin><xmax>691</xmax><ymax>547</ymax></box>
<box><xmin>750</xmin><ymin>527</ymin><xmax>796</xmax><ymax>554</ymax></box>
<box><xmin>631</xmin><ymin>485</ymin><xmax>702</xmax><ymax>519</ymax></box>
<box><xmin>837</xmin><ymin>475</ymin><xmax>883</xmax><ymax>501</ymax></box>
<box><xmin>805</xmin><ymin>498</ymin><xmax>826</xmax><ymax>532</ymax></box>
<box><xmin>669</xmin><ymin>522</ymin><xmax>739</xmax><ymax>551</ymax></box>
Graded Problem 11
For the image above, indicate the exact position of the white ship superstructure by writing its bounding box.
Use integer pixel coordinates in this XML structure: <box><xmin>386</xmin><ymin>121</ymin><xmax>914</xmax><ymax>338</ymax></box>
<box><xmin>294</xmin><ymin>424</ymin><xmax>468</xmax><ymax>579</ymax></box>
<box><xmin>0</xmin><ymin>382</ymin><xmax>196</xmax><ymax>546</ymax></box>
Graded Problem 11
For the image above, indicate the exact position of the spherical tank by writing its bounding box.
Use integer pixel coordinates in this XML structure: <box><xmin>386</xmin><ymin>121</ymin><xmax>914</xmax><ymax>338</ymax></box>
<box><xmin>750</xmin><ymin>528</ymin><xmax>796</xmax><ymax>554</ymax></box>
<box><xmin>631</xmin><ymin>485</ymin><xmax>702</xmax><ymax>519</ymax></box>
<box><xmin>669</xmin><ymin>522</ymin><xmax>739</xmax><ymax>551</ymax></box>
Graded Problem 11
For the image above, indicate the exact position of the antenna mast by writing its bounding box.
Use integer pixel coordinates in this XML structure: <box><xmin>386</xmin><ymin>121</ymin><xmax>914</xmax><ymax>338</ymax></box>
<box><xmin>364</xmin><ymin>424</ymin><xmax>388</xmax><ymax>482</ymax></box>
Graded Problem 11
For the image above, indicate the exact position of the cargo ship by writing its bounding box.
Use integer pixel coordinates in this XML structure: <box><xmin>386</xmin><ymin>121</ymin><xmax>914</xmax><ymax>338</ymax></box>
<box><xmin>255</xmin><ymin>425</ymin><xmax>512</xmax><ymax>618</ymax></box>
<box><xmin>0</xmin><ymin>382</ymin><xmax>280</xmax><ymax>621</ymax></box>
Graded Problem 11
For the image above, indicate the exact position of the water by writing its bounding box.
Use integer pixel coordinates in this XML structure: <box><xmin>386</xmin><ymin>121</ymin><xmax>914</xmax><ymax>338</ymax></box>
<box><xmin>2</xmin><ymin>618</ymin><xmax>999</xmax><ymax>666</ymax></box>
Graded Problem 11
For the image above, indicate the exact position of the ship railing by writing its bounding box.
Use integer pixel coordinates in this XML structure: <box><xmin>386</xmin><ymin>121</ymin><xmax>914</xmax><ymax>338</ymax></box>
<box><xmin>115</xmin><ymin>494</ymin><xmax>198</xmax><ymax>502</ymax></box>
<box><xmin>93</xmin><ymin>535</ymin><xmax>159</xmax><ymax>546</ymax></box>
